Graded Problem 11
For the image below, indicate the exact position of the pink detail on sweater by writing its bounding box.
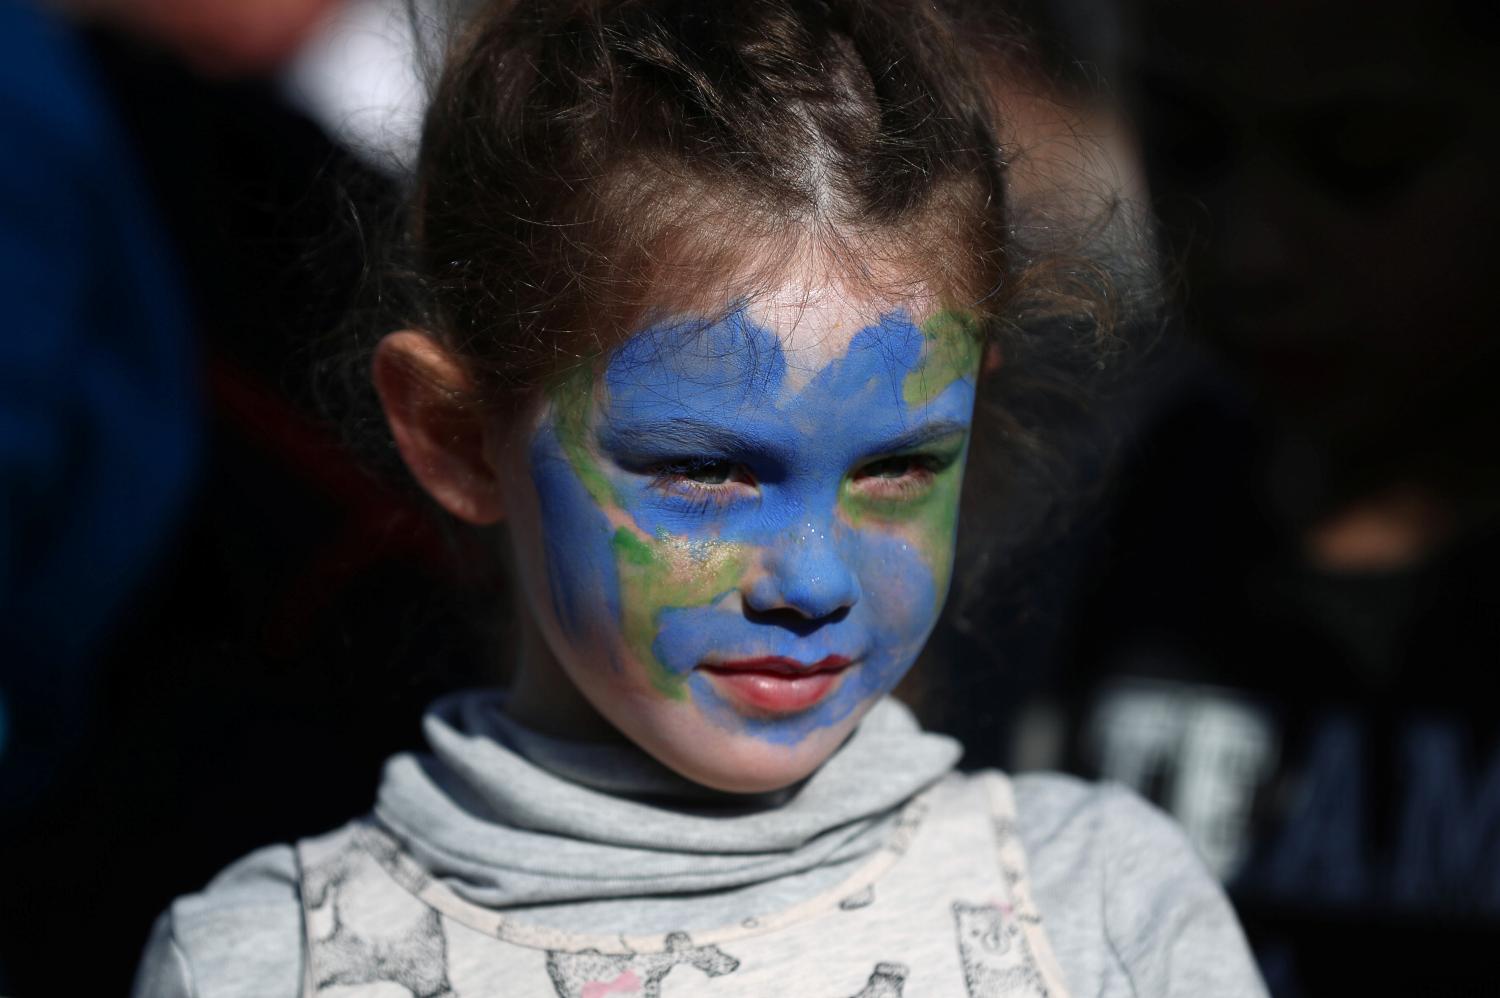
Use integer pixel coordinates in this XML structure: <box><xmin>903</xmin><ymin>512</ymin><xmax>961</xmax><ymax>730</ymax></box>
<box><xmin>582</xmin><ymin>970</ymin><xmax>642</xmax><ymax>998</ymax></box>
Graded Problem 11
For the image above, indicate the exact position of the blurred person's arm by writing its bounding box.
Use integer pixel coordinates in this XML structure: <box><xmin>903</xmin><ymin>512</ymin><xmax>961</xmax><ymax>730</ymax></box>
<box><xmin>0</xmin><ymin>0</ymin><xmax>197</xmax><ymax>806</ymax></box>
<box><xmin>0</xmin><ymin>0</ymin><xmax>94</xmax><ymax>621</ymax></box>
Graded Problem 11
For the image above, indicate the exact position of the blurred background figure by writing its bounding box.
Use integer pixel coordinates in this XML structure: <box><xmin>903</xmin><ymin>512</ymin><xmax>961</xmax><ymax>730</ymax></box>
<box><xmin>68</xmin><ymin>0</ymin><xmax>344</xmax><ymax>75</ymax></box>
<box><xmin>283</xmin><ymin>0</ymin><xmax>436</xmax><ymax>171</ymax></box>
<box><xmin>0</xmin><ymin>1</ymin><xmax>489</xmax><ymax>993</ymax></box>
<box><xmin>982</xmin><ymin>1</ymin><xmax>1500</xmax><ymax>995</ymax></box>
<box><xmin>0</xmin><ymin>0</ymin><xmax>199</xmax><ymax>847</ymax></box>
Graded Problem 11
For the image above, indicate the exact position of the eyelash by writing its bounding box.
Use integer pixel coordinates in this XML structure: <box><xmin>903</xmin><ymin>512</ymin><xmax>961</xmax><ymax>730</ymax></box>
<box><xmin>647</xmin><ymin>453</ymin><xmax>948</xmax><ymax>511</ymax></box>
<box><xmin>648</xmin><ymin>459</ymin><xmax>755</xmax><ymax>511</ymax></box>
<box><xmin>848</xmin><ymin>454</ymin><xmax>946</xmax><ymax>500</ymax></box>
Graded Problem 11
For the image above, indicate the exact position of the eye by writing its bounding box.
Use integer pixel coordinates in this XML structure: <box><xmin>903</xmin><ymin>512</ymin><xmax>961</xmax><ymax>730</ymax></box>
<box><xmin>648</xmin><ymin>457</ymin><xmax>756</xmax><ymax>508</ymax></box>
<box><xmin>857</xmin><ymin>455</ymin><xmax>930</xmax><ymax>480</ymax></box>
<box><xmin>848</xmin><ymin>453</ymin><xmax>945</xmax><ymax>500</ymax></box>
<box><xmin>670</xmin><ymin>458</ymin><xmax>735</xmax><ymax>485</ymax></box>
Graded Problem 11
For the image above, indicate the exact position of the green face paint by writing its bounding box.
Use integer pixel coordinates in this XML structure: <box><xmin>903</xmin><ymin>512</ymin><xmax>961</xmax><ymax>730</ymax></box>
<box><xmin>551</xmin><ymin>365</ymin><xmax>617</xmax><ymax>509</ymax></box>
<box><xmin>837</xmin><ymin>438</ymin><xmax>969</xmax><ymax>611</ymax></box>
<box><xmin>611</xmin><ymin>528</ymin><xmax>751</xmax><ymax>697</ymax></box>
<box><xmin>902</xmin><ymin>310</ymin><xmax>983</xmax><ymax>408</ymax></box>
<box><xmin>531</xmin><ymin>304</ymin><xmax>980</xmax><ymax>724</ymax></box>
<box><xmin>842</xmin><ymin>309</ymin><xmax>982</xmax><ymax>606</ymax></box>
<box><xmin>548</xmin><ymin>371</ymin><xmax>752</xmax><ymax>699</ymax></box>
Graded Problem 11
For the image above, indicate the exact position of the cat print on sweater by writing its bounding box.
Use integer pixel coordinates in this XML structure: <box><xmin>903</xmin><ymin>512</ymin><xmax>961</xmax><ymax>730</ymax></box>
<box><xmin>839</xmin><ymin>885</ymin><xmax>877</xmax><ymax>910</ymax></box>
<box><xmin>544</xmin><ymin>946</ymin><xmax>904</xmax><ymax>998</ymax></box>
<box><xmin>952</xmin><ymin>901</ymin><xmax>1049</xmax><ymax>998</ymax></box>
<box><xmin>545</xmin><ymin>931</ymin><xmax>739</xmax><ymax>998</ymax></box>
<box><xmin>847</xmin><ymin>961</ymin><xmax>908</xmax><ymax>997</ymax></box>
<box><xmin>303</xmin><ymin>841</ymin><xmax>453</xmax><ymax>997</ymax></box>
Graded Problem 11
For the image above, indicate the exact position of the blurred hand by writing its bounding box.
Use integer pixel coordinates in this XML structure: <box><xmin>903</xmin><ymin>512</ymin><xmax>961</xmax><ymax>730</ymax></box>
<box><xmin>76</xmin><ymin>0</ymin><xmax>344</xmax><ymax>74</ymax></box>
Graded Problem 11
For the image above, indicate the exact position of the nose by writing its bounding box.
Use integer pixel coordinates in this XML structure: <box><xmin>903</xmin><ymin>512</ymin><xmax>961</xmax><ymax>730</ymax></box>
<box><xmin>744</xmin><ymin>521</ymin><xmax>861</xmax><ymax>621</ymax></box>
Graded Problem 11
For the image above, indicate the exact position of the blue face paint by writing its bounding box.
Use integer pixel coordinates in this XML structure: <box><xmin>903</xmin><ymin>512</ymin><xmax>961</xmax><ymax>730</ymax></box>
<box><xmin>526</xmin><ymin>305</ymin><xmax>979</xmax><ymax>744</ymax></box>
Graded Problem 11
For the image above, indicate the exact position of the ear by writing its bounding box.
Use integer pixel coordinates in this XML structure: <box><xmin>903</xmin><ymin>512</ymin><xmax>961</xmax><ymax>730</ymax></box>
<box><xmin>981</xmin><ymin>342</ymin><xmax>1003</xmax><ymax>377</ymax></box>
<box><xmin>372</xmin><ymin>330</ymin><xmax>506</xmax><ymax>525</ymax></box>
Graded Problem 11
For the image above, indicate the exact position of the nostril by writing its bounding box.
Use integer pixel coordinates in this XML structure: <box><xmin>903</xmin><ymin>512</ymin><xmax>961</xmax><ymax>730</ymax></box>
<box><xmin>743</xmin><ymin>603</ymin><xmax>850</xmax><ymax>635</ymax></box>
<box><xmin>744</xmin><ymin>566</ymin><xmax>860</xmax><ymax>620</ymax></box>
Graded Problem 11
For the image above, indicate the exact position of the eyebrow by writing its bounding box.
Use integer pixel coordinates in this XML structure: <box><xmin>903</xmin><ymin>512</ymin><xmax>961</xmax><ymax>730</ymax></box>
<box><xmin>872</xmin><ymin>419</ymin><xmax>971</xmax><ymax>454</ymax></box>
<box><xmin>597</xmin><ymin>416</ymin><xmax>970</xmax><ymax>459</ymax></box>
<box><xmin>597</xmin><ymin>418</ymin><xmax>764</xmax><ymax>457</ymax></box>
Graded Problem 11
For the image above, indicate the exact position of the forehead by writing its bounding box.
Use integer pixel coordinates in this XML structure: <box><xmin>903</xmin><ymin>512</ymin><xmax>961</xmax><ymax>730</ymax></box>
<box><xmin>624</xmin><ymin>277</ymin><xmax>933</xmax><ymax>370</ymax></box>
<box><xmin>593</xmin><ymin>291</ymin><xmax>974</xmax><ymax>452</ymax></box>
<box><xmin>746</xmin><ymin>284</ymin><xmax>920</xmax><ymax>387</ymax></box>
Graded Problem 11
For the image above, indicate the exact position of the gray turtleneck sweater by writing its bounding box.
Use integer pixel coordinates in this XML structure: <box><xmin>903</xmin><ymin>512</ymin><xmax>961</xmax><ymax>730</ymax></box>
<box><xmin>132</xmin><ymin>695</ymin><xmax>1266</xmax><ymax>996</ymax></box>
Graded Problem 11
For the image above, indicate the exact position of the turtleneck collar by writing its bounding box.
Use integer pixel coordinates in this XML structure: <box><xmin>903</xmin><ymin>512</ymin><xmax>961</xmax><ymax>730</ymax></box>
<box><xmin>374</xmin><ymin>692</ymin><xmax>961</xmax><ymax>911</ymax></box>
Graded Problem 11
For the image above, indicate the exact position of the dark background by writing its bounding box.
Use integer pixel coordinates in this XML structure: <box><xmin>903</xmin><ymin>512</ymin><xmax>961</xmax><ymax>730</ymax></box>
<box><xmin>1</xmin><ymin>0</ymin><xmax>1497</xmax><ymax>994</ymax></box>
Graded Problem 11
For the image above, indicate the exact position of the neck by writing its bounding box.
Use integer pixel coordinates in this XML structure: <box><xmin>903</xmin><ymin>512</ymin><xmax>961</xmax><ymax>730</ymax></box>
<box><xmin>505</xmin><ymin>609</ymin><xmax>625</xmax><ymax>742</ymax></box>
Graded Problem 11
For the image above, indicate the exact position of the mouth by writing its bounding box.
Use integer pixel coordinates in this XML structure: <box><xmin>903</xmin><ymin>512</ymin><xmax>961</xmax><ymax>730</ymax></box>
<box><xmin>697</xmin><ymin>655</ymin><xmax>854</xmax><ymax>714</ymax></box>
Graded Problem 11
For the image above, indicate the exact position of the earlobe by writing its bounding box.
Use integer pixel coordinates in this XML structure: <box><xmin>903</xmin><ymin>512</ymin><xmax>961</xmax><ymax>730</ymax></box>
<box><xmin>981</xmin><ymin>342</ymin><xmax>1003</xmax><ymax>377</ymax></box>
<box><xmin>372</xmin><ymin>330</ymin><xmax>507</xmax><ymax>525</ymax></box>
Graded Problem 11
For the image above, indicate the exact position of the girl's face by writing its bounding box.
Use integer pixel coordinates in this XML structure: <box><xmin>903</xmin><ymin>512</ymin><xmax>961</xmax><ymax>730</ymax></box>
<box><xmin>502</xmin><ymin>289</ymin><xmax>981</xmax><ymax>791</ymax></box>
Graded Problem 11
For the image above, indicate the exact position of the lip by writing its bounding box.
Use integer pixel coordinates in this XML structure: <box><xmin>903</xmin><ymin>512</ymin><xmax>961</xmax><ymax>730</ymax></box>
<box><xmin>698</xmin><ymin>655</ymin><xmax>853</xmax><ymax>714</ymax></box>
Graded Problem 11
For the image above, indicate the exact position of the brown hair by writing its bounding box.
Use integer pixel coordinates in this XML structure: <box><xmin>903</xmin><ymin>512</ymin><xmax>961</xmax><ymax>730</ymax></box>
<box><xmin>337</xmin><ymin>0</ymin><xmax>1141</xmax><ymax>665</ymax></box>
<box><xmin>395</xmin><ymin>0</ymin><xmax>1030</xmax><ymax>403</ymax></box>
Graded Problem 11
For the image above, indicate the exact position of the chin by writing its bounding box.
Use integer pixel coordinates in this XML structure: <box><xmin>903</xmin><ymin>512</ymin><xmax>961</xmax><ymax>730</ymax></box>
<box><xmin>622</xmin><ymin>701</ymin><xmax>861</xmax><ymax>795</ymax></box>
<box><xmin>678</xmin><ymin>732</ymin><xmax>852</xmax><ymax>792</ymax></box>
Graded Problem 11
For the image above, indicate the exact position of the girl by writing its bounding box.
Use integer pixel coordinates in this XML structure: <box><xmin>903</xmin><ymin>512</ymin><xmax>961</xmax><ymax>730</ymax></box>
<box><xmin>134</xmin><ymin>1</ymin><xmax>1266</xmax><ymax>994</ymax></box>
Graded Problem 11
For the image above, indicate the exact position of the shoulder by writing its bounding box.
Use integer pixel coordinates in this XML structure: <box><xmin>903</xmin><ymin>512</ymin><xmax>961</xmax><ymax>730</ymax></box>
<box><xmin>954</xmin><ymin>770</ymin><xmax>1205</xmax><ymax>904</ymax></box>
<box><xmin>1010</xmin><ymin>771</ymin><xmax>1186</xmax><ymax>863</ymax></box>
<box><xmin>939</xmin><ymin>769</ymin><xmax>1200</xmax><ymax>897</ymax></box>
<box><xmin>132</xmin><ymin>844</ymin><xmax>305</xmax><ymax>998</ymax></box>
<box><xmin>942</xmin><ymin>769</ymin><xmax>1181</xmax><ymax>849</ymax></box>
<box><xmin>963</xmin><ymin>771</ymin><xmax>1269</xmax><ymax>998</ymax></box>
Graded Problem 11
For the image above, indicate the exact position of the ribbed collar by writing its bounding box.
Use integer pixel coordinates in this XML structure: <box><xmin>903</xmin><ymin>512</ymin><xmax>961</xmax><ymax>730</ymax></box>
<box><xmin>374</xmin><ymin>692</ymin><xmax>961</xmax><ymax>909</ymax></box>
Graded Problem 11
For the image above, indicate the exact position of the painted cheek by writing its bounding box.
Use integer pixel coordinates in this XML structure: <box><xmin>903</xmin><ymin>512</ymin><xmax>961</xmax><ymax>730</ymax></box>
<box><xmin>527</xmin><ymin>419</ymin><xmax>623</xmax><ymax>653</ymax></box>
<box><xmin>854</xmin><ymin>307</ymin><xmax>982</xmax><ymax>608</ymax></box>
<box><xmin>612</xmin><ymin>529</ymin><xmax>751</xmax><ymax>698</ymax></box>
<box><xmin>535</xmin><ymin>404</ymin><xmax>758</xmax><ymax>699</ymax></box>
<box><xmin>849</xmin><ymin>518</ymin><xmax>944</xmax><ymax>636</ymax></box>
<box><xmin>837</xmin><ymin>454</ymin><xmax>966</xmax><ymax>613</ymax></box>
